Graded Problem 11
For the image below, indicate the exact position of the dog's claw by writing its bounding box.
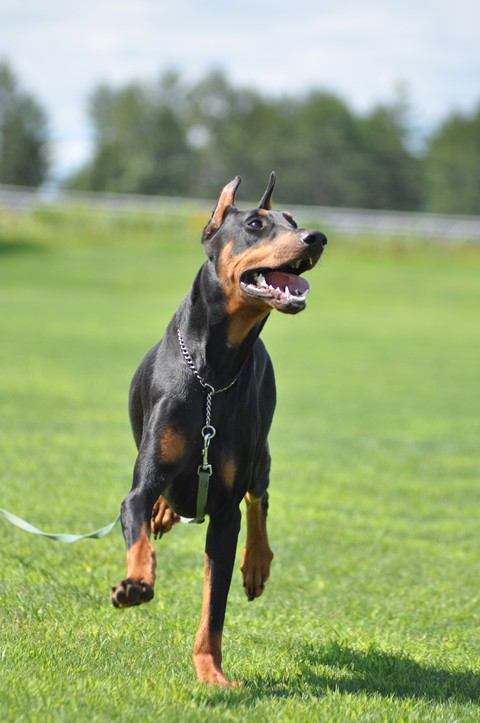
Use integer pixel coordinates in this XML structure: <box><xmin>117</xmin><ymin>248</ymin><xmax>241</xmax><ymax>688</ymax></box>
<box><xmin>151</xmin><ymin>495</ymin><xmax>180</xmax><ymax>538</ymax></box>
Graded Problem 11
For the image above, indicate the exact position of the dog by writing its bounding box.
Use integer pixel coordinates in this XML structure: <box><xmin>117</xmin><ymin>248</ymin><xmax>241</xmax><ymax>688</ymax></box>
<box><xmin>111</xmin><ymin>173</ymin><xmax>327</xmax><ymax>687</ymax></box>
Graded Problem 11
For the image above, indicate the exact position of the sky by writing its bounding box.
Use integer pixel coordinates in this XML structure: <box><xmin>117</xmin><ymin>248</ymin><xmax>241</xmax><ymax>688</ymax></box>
<box><xmin>1</xmin><ymin>0</ymin><xmax>479</xmax><ymax>180</ymax></box>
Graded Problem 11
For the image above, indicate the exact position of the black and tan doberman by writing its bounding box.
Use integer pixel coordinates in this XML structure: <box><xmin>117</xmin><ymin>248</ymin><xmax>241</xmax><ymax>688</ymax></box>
<box><xmin>111</xmin><ymin>173</ymin><xmax>327</xmax><ymax>686</ymax></box>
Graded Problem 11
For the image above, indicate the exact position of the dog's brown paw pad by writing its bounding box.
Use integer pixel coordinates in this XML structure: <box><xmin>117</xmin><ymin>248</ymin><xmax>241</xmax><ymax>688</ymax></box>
<box><xmin>111</xmin><ymin>578</ymin><xmax>154</xmax><ymax>608</ymax></box>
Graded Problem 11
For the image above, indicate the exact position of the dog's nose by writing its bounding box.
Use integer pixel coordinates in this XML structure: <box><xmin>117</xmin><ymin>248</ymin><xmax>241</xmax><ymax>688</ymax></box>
<box><xmin>300</xmin><ymin>230</ymin><xmax>327</xmax><ymax>247</ymax></box>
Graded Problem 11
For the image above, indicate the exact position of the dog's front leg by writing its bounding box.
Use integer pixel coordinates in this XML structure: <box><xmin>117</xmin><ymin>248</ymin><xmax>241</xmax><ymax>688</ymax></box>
<box><xmin>111</xmin><ymin>471</ymin><xmax>161</xmax><ymax>608</ymax></box>
<box><xmin>193</xmin><ymin>506</ymin><xmax>241</xmax><ymax>687</ymax></box>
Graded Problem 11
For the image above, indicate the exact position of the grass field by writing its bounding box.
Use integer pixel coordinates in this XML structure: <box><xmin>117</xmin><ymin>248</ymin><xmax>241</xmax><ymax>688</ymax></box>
<box><xmin>0</xmin><ymin>205</ymin><xmax>479</xmax><ymax>721</ymax></box>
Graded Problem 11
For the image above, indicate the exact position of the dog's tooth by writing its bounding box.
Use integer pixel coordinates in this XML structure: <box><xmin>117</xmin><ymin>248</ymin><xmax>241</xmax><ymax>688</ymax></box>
<box><xmin>285</xmin><ymin>285</ymin><xmax>290</xmax><ymax>297</ymax></box>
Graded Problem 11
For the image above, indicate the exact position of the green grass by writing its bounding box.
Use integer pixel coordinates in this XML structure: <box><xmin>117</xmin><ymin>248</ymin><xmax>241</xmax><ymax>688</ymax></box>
<box><xmin>0</xmin><ymin>205</ymin><xmax>479</xmax><ymax>721</ymax></box>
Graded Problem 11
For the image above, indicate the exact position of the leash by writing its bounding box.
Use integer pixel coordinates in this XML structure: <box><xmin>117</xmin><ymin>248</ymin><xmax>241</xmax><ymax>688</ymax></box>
<box><xmin>1</xmin><ymin>331</ymin><xmax>239</xmax><ymax>537</ymax></box>
<box><xmin>0</xmin><ymin>506</ymin><xmax>120</xmax><ymax>542</ymax></box>
<box><xmin>177</xmin><ymin>328</ymin><xmax>240</xmax><ymax>524</ymax></box>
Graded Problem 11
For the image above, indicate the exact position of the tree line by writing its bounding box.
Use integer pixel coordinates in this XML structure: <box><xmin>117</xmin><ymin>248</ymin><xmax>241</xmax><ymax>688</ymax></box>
<box><xmin>1</xmin><ymin>60</ymin><xmax>479</xmax><ymax>214</ymax></box>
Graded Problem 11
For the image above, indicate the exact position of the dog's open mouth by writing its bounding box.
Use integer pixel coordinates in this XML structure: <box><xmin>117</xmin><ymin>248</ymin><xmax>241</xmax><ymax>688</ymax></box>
<box><xmin>240</xmin><ymin>258</ymin><xmax>315</xmax><ymax>313</ymax></box>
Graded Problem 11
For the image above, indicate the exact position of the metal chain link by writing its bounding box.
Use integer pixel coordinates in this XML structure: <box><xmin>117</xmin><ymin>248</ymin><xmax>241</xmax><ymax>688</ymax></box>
<box><xmin>176</xmin><ymin>328</ymin><xmax>239</xmax><ymax>396</ymax></box>
<box><xmin>177</xmin><ymin>327</ymin><xmax>240</xmax><ymax>479</ymax></box>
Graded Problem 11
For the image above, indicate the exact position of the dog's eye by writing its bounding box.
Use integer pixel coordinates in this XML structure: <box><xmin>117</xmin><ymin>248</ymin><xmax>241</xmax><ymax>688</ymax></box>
<box><xmin>247</xmin><ymin>218</ymin><xmax>264</xmax><ymax>230</ymax></box>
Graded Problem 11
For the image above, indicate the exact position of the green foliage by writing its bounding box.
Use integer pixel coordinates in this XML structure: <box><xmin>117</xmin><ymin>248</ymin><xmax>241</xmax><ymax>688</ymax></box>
<box><xmin>0</xmin><ymin>61</ymin><xmax>49</xmax><ymax>186</ymax></box>
<box><xmin>67</xmin><ymin>71</ymin><xmax>425</xmax><ymax>211</ymax></box>
<box><xmin>71</xmin><ymin>74</ymin><xmax>190</xmax><ymax>195</ymax></box>
<box><xmin>425</xmin><ymin>105</ymin><xmax>480</xmax><ymax>214</ymax></box>
<box><xmin>356</xmin><ymin>104</ymin><xmax>423</xmax><ymax>210</ymax></box>
<box><xmin>1</xmin><ymin>58</ymin><xmax>479</xmax><ymax>215</ymax></box>
<box><xmin>1</xmin><ymin>207</ymin><xmax>479</xmax><ymax>721</ymax></box>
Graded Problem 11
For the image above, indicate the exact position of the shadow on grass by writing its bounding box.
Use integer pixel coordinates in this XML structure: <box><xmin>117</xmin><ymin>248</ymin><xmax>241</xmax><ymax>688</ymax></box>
<box><xmin>246</xmin><ymin>641</ymin><xmax>479</xmax><ymax>704</ymax></box>
<box><xmin>0</xmin><ymin>238</ymin><xmax>47</xmax><ymax>255</ymax></box>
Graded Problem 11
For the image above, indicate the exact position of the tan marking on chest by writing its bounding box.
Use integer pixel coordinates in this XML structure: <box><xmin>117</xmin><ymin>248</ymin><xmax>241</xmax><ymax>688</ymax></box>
<box><xmin>222</xmin><ymin>458</ymin><xmax>237</xmax><ymax>489</ymax></box>
<box><xmin>159</xmin><ymin>427</ymin><xmax>187</xmax><ymax>464</ymax></box>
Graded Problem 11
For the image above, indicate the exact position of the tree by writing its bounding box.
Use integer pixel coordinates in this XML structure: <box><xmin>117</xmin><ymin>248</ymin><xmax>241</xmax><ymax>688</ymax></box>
<box><xmin>424</xmin><ymin>106</ymin><xmax>480</xmax><ymax>214</ymax></box>
<box><xmin>0</xmin><ymin>61</ymin><xmax>49</xmax><ymax>186</ymax></box>
<box><xmin>73</xmin><ymin>69</ymin><xmax>480</xmax><ymax>213</ymax></box>
<box><xmin>356</xmin><ymin>100</ymin><xmax>423</xmax><ymax>210</ymax></box>
<box><xmin>283</xmin><ymin>92</ymin><xmax>364</xmax><ymax>206</ymax></box>
<box><xmin>184</xmin><ymin>71</ymin><xmax>288</xmax><ymax>199</ymax></box>
<box><xmin>69</xmin><ymin>72</ymin><xmax>191</xmax><ymax>195</ymax></box>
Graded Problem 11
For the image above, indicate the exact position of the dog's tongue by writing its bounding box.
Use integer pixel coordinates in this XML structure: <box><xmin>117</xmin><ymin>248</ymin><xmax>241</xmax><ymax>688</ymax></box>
<box><xmin>264</xmin><ymin>271</ymin><xmax>310</xmax><ymax>296</ymax></box>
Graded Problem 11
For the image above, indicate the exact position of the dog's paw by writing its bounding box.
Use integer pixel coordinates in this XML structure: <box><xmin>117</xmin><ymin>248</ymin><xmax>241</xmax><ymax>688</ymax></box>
<box><xmin>151</xmin><ymin>495</ymin><xmax>180</xmax><ymax>538</ymax></box>
<box><xmin>240</xmin><ymin>545</ymin><xmax>273</xmax><ymax>601</ymax></box>
<box><xmin>111</xmin><ymin>578</ymin><xmax>154</xmax><ymax>608</ymax></box>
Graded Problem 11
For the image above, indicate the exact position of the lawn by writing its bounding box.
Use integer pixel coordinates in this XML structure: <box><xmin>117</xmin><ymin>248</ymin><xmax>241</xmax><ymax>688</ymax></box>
<box><xmin>0</xmin><ymin>204</ymin><xmax>479</xmax><ymax>721</ymax></box>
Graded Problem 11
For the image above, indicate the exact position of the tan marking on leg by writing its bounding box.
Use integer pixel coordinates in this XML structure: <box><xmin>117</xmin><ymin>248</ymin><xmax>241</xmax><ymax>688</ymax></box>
<box><xmin>151</xmin><ymin>495</ymin><xmax>180</xmax><ymax>536</ymax></box>
<box><xmin>222</xmin><ymin>458</ymin><xmax>236</xmax><ymax>490</ymax></box>
<box><xmin>126</xmin><ymin>523</ymin><xmax>156</xmax><ymax>588</ymax></box>
<box><xmin>193</xmin><ymin>555</ymin><xmax>239</xmax><ymax>688</ymax></box>
<box><xmin>240</xmin><ymin>492</ymin><xmax>274</xmax><ymax>600</ymax></box>
<box><xmin>158</xmin><ymin>426</ymin><xmax>187</xmax><ymax>464</ymax></box>
<box><xmin>111</xmin><ymin>522</ymin><xmax>156</xmax><ymax>608</ymax></box>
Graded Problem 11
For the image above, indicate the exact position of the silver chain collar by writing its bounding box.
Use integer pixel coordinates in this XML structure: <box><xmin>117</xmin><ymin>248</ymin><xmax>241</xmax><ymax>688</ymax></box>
<box><xmin>177</xmin><ymin>328</ymin><xmax>239</xmax><ymax>399</ymax></box>
<box><xmin>176</xmin><ymin>328</ymin><xmax>240</xmax><ymax>522</ymax></box>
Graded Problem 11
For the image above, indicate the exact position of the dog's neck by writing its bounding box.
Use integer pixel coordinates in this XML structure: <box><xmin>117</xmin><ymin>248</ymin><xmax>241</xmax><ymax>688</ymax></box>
<box><xmin>175</xmin><ymin>263</ymin><xmax>269</xmax><ymax>388</ymax></box>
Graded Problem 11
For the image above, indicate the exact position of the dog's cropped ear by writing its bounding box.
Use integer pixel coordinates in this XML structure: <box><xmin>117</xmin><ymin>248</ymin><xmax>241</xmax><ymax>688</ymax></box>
<box><xmin>203</xmin><ymin>176</ymin><xmax>242</xmax><ymax>241</ymax></box>
<box><xmin>258</xmin><ymin>171</ymin><xmax>276</xmax><ymax>210</ymax></box>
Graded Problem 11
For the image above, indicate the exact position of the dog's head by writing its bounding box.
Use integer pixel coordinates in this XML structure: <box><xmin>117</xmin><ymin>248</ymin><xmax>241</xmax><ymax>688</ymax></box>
<box><xmin>202</xmin><ymin>173</ymin><xmax>327</xmax><ymax>318</ymax></box>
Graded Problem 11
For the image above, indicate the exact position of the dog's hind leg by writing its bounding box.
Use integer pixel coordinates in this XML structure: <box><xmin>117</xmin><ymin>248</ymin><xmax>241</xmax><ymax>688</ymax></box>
<box><xmin>240</xmin><ymin>491</ymin><xmax>274</xmax><ymax>600</ymax></box>
<box><xmin>193</xmin><ymin>507</ymin><xmax>242</xmax><ymax>687</ymax></box>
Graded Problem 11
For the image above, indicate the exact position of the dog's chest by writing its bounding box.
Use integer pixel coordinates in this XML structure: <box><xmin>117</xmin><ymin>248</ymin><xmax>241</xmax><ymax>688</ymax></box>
<box><xmin>162</xmin><ymin>385</ymin><xmax>264</xmax><ymax>512</ymax></box>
